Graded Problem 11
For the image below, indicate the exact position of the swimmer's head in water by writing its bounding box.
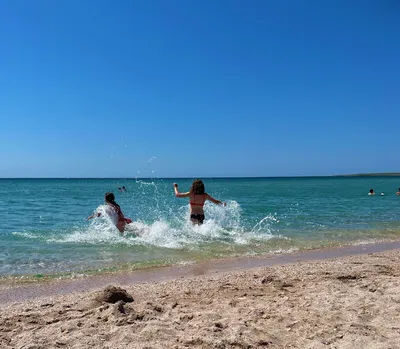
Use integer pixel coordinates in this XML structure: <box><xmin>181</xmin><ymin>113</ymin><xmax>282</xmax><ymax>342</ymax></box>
<box><xmin>190</xmin><ymin>179</ymin><xmax>205</xmax><ymax>195</ymax></box>
<box><xmin>105</xmin><ymin>192</ymin><xmax>115</xmax><ymax>203</ymax></box>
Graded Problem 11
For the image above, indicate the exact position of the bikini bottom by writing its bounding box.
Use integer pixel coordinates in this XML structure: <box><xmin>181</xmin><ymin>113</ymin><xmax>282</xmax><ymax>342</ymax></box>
<box><xmin>190</xmin><ymin>213</ymin><xmax>205</xmax><ymax>224</ymax></box>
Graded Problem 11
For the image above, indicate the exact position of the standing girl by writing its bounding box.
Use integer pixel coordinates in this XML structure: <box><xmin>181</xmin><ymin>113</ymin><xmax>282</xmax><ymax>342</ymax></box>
<box><xmin>173</xmin><ymin>179</ymin><xmax>226</xmax><ymax>224</ymax></box>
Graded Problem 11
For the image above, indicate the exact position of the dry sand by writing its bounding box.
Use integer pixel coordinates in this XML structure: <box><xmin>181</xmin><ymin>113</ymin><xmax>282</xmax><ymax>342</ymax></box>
<box><xmin>0</xmin><ymin>248</ymin><xmax>400</xmax><ymax>349</ymax></box>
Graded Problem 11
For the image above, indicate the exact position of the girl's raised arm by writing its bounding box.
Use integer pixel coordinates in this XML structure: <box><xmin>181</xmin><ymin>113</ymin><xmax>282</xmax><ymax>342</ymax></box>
<box><xmin>173</xmin><ymin>183</ymin><xmax>190</xmax><ymax>198</ymax></box>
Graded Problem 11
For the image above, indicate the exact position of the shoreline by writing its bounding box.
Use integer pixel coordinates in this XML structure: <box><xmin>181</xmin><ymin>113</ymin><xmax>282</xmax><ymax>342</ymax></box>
<box><xmin>0</xmin><ymin>242</ymin><xmax>399</xmax><ymax>348</ymax></box>
<box><xmin>1</xmin><ymin>239</ymin><xmax>399</xmax><ymax>306</ymax></box>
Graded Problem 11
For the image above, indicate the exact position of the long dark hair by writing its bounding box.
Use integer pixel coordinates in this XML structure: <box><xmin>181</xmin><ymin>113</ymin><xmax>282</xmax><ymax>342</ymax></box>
<box><xmin>105</xmin><ymin>192</ymin><xmax>122</xmax><ymax>214</ymax></box>
<box><xmin>190</xmin><ymin>179</ymin><xmax>205</xmax><ymax>195</ymax></box>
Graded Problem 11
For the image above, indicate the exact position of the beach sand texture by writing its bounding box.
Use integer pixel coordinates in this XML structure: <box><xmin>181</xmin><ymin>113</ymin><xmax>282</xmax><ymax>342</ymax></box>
<box><xmin>0</xmin><ymin>249</ymin><xmax>399</xmax><ymax>349</ymax></box>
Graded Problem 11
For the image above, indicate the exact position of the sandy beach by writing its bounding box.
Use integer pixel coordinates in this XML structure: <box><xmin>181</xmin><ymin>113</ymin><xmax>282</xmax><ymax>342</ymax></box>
<box><xmin>1</xmin><ymin>246</ymin><xmax>400</xmax><ymax>349</ymax></box>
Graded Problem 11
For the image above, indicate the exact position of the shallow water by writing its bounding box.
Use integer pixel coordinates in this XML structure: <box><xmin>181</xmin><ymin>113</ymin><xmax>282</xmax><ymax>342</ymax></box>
<box><xmin>1</xmin><ymin>177</ymin><xmax>400</xmax><ymax>276</ymax></box>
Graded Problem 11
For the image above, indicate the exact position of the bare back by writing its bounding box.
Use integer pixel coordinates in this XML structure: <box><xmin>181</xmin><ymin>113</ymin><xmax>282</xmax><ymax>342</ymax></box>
<box><xmin>189</xmin><ymin>193</ymin><xmax>207</xmax><ymax>214</ymax></box>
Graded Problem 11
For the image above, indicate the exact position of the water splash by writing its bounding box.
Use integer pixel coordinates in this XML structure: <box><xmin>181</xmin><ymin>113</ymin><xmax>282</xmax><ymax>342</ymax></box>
<box><xmin>38</xmin><ymin>199</ymin><xmax>282</xmax><ymax>250</ymax></box>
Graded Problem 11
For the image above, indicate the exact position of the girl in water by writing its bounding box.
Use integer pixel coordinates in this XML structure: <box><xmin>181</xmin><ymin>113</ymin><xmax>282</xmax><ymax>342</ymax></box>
<box><xmin>87</xmin><ymin>192</ymin><xmax>132</xmax><ymax>233</ymax></box>
<box><xmin>173</xmin><ymin>179</ymin><xmax>226</xmax><ymax>224</ymax></box>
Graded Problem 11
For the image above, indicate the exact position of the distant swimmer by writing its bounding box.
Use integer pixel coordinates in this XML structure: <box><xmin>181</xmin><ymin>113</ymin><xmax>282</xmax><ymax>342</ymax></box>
<box><xmin>368</xmin><ymin>189</ymin><xmax>375</xmax><ymax>196</ymax></box>
<box><xmin>173</xmin><ymin>179</ymin><xmax>226</xmax><ymax>225</ymax></box>
<box><xmin>87</xmin><ymin>192</ymin><xmax>132</xmax><ymax>233</ymax></box>
<box><xmin>396</xmin><ymin>188</ymin><xmax>400</xmax><ymax>196</ymax></box>
<box><xmin>118</xmin><ymin>186</ymin><xmax>127</xmax><ymax>192</ymax></box>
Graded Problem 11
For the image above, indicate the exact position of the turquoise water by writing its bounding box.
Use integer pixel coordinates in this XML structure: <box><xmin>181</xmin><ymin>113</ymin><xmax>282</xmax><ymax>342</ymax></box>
<box><xmin>1</xmin><ymin>177</ymin><xmax>400</xmax><ymax>277</ymax></box>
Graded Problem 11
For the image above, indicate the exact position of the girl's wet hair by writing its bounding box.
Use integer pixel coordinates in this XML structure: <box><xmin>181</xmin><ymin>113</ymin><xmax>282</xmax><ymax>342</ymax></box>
<box><xmin>105</xmin><ymin>192</ymin><xmax>121</xmax><ymax>212</ymax></box>
<box><xmin>105</xmin><ymin>192</ymin><xmax>116</xmax><ymax>203</ymax></box>
<box><xmin>190</xmin><ymin>179</ymin><xmax>205</xmax><ymax>195</ymax></box>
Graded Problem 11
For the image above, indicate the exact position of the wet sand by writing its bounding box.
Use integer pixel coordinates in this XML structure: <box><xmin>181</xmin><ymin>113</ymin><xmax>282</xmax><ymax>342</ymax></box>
<box><xmin>1</xmin><ymin>240</ymin><xmax>399</xmax><ymax>305</ymax></box>
<box><xmin>1</xmin><ymin>242</ymin><xmax>400</xmax><ymax>348</ymax></box>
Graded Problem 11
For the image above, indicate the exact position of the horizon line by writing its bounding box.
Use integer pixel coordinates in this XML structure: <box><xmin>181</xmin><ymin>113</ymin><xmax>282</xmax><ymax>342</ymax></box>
<box><xmin>1</xmin><ymin>173</ymin><xmax>400</xmax><ymax>180</ymax></box>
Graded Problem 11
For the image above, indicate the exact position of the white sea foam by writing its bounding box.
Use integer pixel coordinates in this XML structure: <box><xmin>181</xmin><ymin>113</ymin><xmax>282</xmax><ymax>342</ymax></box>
<box><xmin>45</xmin><ymin>200</ymin><xmax>281</xmax><ymax>250</ymax></box>
<box><xmin>12</xmin><ymin>231</ymin><xmax>37</xmax><ymax>239</ymax></box>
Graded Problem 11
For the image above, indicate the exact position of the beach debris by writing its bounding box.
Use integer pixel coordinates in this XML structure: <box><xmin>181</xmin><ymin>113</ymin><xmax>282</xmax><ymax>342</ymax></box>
<box><xmin>96</xmin><ymin>285</ymin><xmax>134</xmax><ymax>304</ymax></box>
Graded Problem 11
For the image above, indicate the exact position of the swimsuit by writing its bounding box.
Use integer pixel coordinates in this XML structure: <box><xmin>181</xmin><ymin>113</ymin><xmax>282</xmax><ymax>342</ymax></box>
<box><xmin>190</xmin><ymin>213</ymin><xmax>205</xmax><ymax>224</ymax></box>
<box><xmin>189</xmin><ymin>194</ymin><xmax>206</xmax><ymax>223</ymax></box>
<box><xmin>190</xmin><ymin>194</ymin><xmax>205</xmax><ymax>206</ymax></box>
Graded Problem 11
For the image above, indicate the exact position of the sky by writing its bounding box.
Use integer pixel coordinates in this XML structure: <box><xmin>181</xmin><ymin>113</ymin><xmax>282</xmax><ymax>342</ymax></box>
<box><xmin>0</xmin><ymin>0</ymin><xmax>399</xmax><ymax>178</ymax></box>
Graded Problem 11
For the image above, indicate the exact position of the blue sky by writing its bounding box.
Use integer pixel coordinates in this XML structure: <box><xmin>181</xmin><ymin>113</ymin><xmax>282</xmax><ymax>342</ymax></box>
<box><xmin>0</xmin><ymin>0</ymin><xmax>399</xmax><ymax>178</ymax></box>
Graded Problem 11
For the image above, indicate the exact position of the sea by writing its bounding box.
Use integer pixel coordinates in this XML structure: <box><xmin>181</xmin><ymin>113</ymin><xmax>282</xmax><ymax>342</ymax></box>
<box><xmin>1</xmin><ymin>177</ymin><xmax>399</xmax><ymax>279</ymax></box>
